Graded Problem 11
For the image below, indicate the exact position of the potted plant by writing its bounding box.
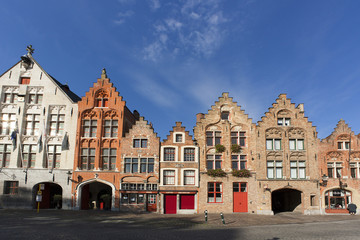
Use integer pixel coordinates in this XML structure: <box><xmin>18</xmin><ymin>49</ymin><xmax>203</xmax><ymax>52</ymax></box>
<box><xmin>207</xmin><ymin>169</ymin><xmax>227</xmax><ymax>177</ymax></box>
<box><xmin>215</xmin><ymin>144</ymin><xmax>226</xmax><ymax>153</ymax></box>
<box><xmin>232</xmin><ymin>169</ymin><xmax>251</xmax><ymax>178</ymax></box>
<box><xmin>231</xmin><ymin>144</ymin><xmax>241</xmax><ymax>153</ymax></box>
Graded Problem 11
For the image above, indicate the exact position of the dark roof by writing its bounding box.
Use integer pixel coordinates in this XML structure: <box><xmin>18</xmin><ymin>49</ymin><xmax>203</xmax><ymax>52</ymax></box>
<box><xmin>49</xmin><ymin>75</ymin><xmax>81</xmax><ymax>102</ymax></box>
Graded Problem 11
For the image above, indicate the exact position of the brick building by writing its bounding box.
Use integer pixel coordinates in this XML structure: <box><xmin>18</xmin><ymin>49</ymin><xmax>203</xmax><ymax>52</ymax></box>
<box><xmin>319</xmin><ymin>120</ymin><xmax>360</xmax><ymax>213</ymax></box>
<box><xmin>72</xmin><ymin>70</ymin><xmax>138</xmax><ymax>210</ymax></box>
<box><xmin>194</xmin><ymin>93</ymin><xmax>257</xmax><ymax>214</ymax></box>
<box><xmin>160</xmin><ymin>122</ymin><xmax>199</xmax><ymax>214</ymax></box>
<box><xmin>119</xmin><ymin>117</ymin><xmax>160</xmax><ymax>212</ymax></box>
<box><xmin>256</xmin><ymin>94</ymin><xmax>320</xmax><ymax>215</ymax></box>
<box><xmin>0</xmin><ymin>46</ymin><xmax>80</xmax><ymax>209</ymax></box>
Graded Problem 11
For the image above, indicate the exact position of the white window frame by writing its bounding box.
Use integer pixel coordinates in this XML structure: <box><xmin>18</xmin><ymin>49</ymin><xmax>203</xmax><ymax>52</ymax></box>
<box><xmin>350</xmin><ymin>162</ymin><xmax>360</xmax><ymax>178</ymax></box>
<box><xmin>160</xmin><ymin>168</ymin><xmax>178</xmax><ymax>186</ymax></box>
<box><xmin>290</xmin><ymin>161</ymin><xmax>306</xmax><ymax>179</ymax></box>
<box><xmin>289</xmin><ymin>139</ymin><xmax>304</xmax><ymax>150</ymax></box>
<box><xmin>173</xmin><ymin>132</ymin><xmax>185</xmax><ymax>143</ymax></box>
<box><xmin>160</xmin><ymin>146</ymin><xmax>178</xmax><ymax>162</ymax></box>
<box><xmin>337</xmin><ymin>141</ymin><xmax>350</xmax><ymax>150</ymax></box>
<box><xmin>277</xmin><ymin>118</ymin><xmax>291</xmax><ymax>126</ymax></box>
<box><xmin>180</xmin><ymin>168</ymin><xmax>199</xmax><ymax>187</ymax></box>
<box><xmin>180</xmin><ymin>146</ymin><xmax>198</xmax><ymax>162</ymax></box>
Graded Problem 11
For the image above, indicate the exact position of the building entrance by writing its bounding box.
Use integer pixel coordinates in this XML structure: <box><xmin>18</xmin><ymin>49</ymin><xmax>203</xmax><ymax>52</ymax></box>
<box><xmin>80</xmin><ymin>182</ymin><xmax>112</xmax><ymax>210</ymax></box>
<box><xmin>33</xmin><ymin>183</ymin><xmax>62</xmax><ymax>209</ymax></box>
<box><xmin>272</xmin><ymin>188</ymin><xmax>301</xmax><ymax>213</ymax></box>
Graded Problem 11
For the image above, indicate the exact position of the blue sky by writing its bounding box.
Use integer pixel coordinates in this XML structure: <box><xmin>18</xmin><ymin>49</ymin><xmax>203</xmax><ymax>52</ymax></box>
<box><xmin>1</xmin><ymin>0</ymin><xmax>360</xmax><ymax>140</ymax></box>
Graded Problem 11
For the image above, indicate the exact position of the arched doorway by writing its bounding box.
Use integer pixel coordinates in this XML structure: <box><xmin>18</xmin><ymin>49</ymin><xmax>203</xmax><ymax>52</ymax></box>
<box><xmin>33</xmin><ymin>183</ymin><xmax>62</xmax><ymax>209</ymax></box>
<box><xmin>272</xmin><ymin>188</ymin><xmax>302</xmax><ymax>213</ymax></box>
<box><xmin>80</xmin><ymin>181</ymin><xmax>112</xmax><ymax>210</ymax></box>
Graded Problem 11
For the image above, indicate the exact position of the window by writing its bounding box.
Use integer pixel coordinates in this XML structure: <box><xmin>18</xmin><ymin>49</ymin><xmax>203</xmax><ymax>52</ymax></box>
<box><xmin>28</xmin><ymin>94</ymin><xmax>43</xmax><ymax>104</ymax></box>
<box><xmin>22</xmin><ymin>144</ymin><xmax>37</xmax><ymax>168</ymax></box>
<box><xmin>208</xmin><ymin>182</ymin><xmax>222</xmax><ymax>203</ymax></box>
<box><xmin>47</xmin><ymin>145</ymin><xmax>61</xmax><ymax>169</ymax></box>
<box><xmin>184</xmin><ymin>148</ymin><xmax>195</xmax><ymax>161</ymax></box>
<box><xmin>96</xmin><ymin>97</ymin><xmax>109</xmax><ymax>107</ymax></box>
<box><xmin>25</xmin><ymin>114</ymin><xmax>40</xmax><ymax>136</ymax></box>
<box><xmin>164</xmin><ymin>148</ymin><xmax>175</xmax><ymax>161</ymax></box>
<box><xmin>267</xmin><ymin>161</ymin><xmax>283</xmax><ymax>179</ymax></box>
<box><xmin>206</xmin><ymin>154</ymin><xmax>222</xmax><ymax>170</ymax></box>
<box><xmin>327</xmin><ymin>162</ymin><xmax>342</xmax><ymax>178</ymax></box>
<box><xmin>49</xmin><ymin>114</ymin><xmax>65</xmax><ymax>136</ymax></box>
<box><xmin>133</xmin><ymin>139</ymin><xmax>147</xmax><ymax>148</ymax></box>
<box><xmin>350</xmin><ymin>162</ymin><xmax>359</xmax><ymax>178</ymax></box>
<box><xmin>206</xmin><ymin>131</ymin><xmax>221</xmax><ymax>146</ymax></box>
<box><xmin>277</xmin><ymin>118</ymin><xmax>291</xmax><ymax>126</ymax></box>
<box><xmin>231</xmin><ymin>131</ymin><xmax>246</xmax><ymax>147</ymax></box>
<box><xmin>103</xmin><ymin>120</ymin><xmax>118</xmax><ymax>138</ymax></box>
<box><xmin>289</xmin><ymin>139</ymin><xmax>304</xmax><ymax>150</ymax></box>
<box><xmin>290</xmin><ymin>161</ymin><xmax>306</xmax><ymax>179</ymax></box>
<box><xmin>140</xmin><ymin>158</ymin><xmax>154</xmax><ymax>173</ymax></box>
<box><xmin>82</xmin><ymin>120</ymin><xmax>97</xmax><ymax>137</ymax></box>
<box><xmin>102</xmin><ymin>148</ymin><xmax>116</xmax><ymax>170</ymax></box>
<box><xmin>338</xmin><ymin>141</ymin><xmax>350</xmax><ymax>150</ymax></box>
<box><xmin>175</xmin><ymin>134</ymin><xmax>183</xmax><ymax>143</ymax></box>
<box><xmin>121</xmin><ymin>193</ymin><xmax>145</xmax><ymax>204</ymax></box>
<box><xmin>325</xmin><ymin>189</ymin><xmax>352</xmax><ymax>210</ymax></box>
<box><xmin>3</xmin><ymin>92</ymin><xmax>18</xmax><ymax>103</ymax></box>
<box><xmin>20</xmin><ymin>77</ymin><xmax>30</xmax><ymax>85</ymax></box>
<box><xmin>124</xmin><ymin>158</ymin><xmax>138</xmax><ymax>173</ymax></box>
<box><xmin>0</xmin><ymin>113</ymin><xmax>16</xmax><ymax>135</ymax></box>
<box><xmin>266</xmin><ymin>139</ymin><xmax>281</xmax><ymax>150</ymax></box>
<box><xmin>148</xmin><ymin>194</ymin><xmax>156</xmax><ymax>204</ymax></box>
<box><xmin>3</xmin><ymin>181</ymin><xmax>18</xmax><ymax>195</ymax></box>
<box><xmin>163</xmin><ymin>170</ymin><xmax>175</xmax><ymax>185</ymax></box>
<box><xmin>184</xmin><ymin>170</ymin><xmax>195</xmax><ymax>185</ymax></box>
<box><xmin>221</xmin><ymin>111</ymin><xmax>229</xmax><ymax>120</ymax></box>
<box><xmin>121</xmin><ymin>183</ymin><xmax>157</xmax><ymax>190</ymax></box>
<box><xmin>231</xmin><ymin>155</ymin><xmax>247</xmax><ymax>170</ymax></box>
<box><xmin>0</xmin><ymin>144</ymin><xmax>11</xmax><ymax>167</ymax></box>
<box><xmin>80</xmin><ymin>148</ymin><xmax>95</xmax><ymax>170</ymax></box>
<box><xmin>233</xmin><ymin>182</ymin><xmax>247</xmax><ymax>192</ymax></box>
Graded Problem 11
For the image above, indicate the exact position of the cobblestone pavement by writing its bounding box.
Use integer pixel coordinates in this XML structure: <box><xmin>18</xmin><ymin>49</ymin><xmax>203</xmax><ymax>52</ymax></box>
<box><xmin>1</xmin><ymin>209</ymin><xmax>359</xmax><ymax>229</ymax></box>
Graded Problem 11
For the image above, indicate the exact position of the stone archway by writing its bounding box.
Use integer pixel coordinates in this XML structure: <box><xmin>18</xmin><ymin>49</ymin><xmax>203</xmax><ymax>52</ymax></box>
<box><xmin>78</xmin><ymin>180</ymin><xmax>114</xmax><ymax>210</ymax></box>
<box><xmin>33</xmin><ymin>182</ymin><xmax>62</xmax><ymax>209</ymax></box>
<box><xmin>272</xmin><ymin>188</ymin><xmax>302</xmax><ymax>213</ymax></box>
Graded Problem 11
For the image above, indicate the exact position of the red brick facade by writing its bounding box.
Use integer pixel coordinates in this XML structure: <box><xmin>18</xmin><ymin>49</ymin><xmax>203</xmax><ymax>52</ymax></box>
<box><xmin>71</xmin><ymin>71</ymin><xmax>138</xmax><ymax>210</ymax></box>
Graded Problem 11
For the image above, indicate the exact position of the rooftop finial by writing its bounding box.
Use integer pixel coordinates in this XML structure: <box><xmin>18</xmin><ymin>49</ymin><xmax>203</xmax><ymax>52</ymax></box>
<box><xmin>26</xmin><ymin>45</ymin><xmax>34</xmax><ymax>55</ymax></box>
<box><xmin>101</xmin><ymin>68</ymin><xmax>107</xmax><ymax>79</ymax></box>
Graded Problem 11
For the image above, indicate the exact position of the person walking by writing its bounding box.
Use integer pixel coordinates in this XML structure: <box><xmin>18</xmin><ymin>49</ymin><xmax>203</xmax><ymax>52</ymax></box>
<box><xmin>347</xmin><ymin>203</ymin><xmax>357</xmax><ymax>215</ymax></box>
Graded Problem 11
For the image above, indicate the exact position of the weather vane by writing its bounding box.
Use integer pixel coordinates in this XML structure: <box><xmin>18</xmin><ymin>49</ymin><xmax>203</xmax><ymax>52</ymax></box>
<box><xmin>26</xmin><ymin>45</ymin><xmax>34</xmax><ymax>55</ymax></box>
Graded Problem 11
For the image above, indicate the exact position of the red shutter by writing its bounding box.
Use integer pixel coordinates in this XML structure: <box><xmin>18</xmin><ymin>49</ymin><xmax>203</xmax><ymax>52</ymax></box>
<box><xmin>180</xmin><ymin>194</ymin><xmax>195</xmax><ymax>209</ymax></box>
<box><xmin>21</xmin><ymin>77</ymin><xmax>30</xmax><ymax>84</ymax></box>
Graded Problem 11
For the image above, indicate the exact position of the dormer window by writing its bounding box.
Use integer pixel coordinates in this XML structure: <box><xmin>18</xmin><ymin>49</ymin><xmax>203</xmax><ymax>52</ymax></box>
<box><xmin>20</xmin><ymin>77</ymin><xmax>30</xmax><ymax>85</ymax></box>
<box><xmin>175</xmin><ymin>134</ymin><xmax>182</xmax><ymax>143</ymax></box>
<box><xmin>277</xmin><ymin>118</ymin><xmax>290</xmax><ymax>126</ymax></box>
<box><xmin>221</xmin><ymin>111</ymin><xmax>229</xmax><ymax>120</ymax></box>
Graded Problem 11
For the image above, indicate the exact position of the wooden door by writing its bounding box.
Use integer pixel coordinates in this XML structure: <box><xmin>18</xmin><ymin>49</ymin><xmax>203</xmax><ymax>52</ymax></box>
<box><xmin>81</xmin><ymin>184</ymin><xmax>90</xmax><ymax>210</ymax></box>
<box><xmin>164</xmin><ymin>194</ymin><xmax>177</xmax><ymax>214</ymax></box>
<box><xmin>147</xmin><ymin>194</ymin><xmax>157</xmax><ymax>212</ymax></box>
<box><xmin>233</xmin><ymin>182</ymin><xmax>248</xmax><ymax>212</ymax></box>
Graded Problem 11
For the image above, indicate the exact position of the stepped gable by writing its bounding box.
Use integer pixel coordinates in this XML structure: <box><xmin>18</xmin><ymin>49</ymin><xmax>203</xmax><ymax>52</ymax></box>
<box><xmin>195</xmin><ymin>92</ymin><xmax>254</xmax><ymax>126</ymax></box>
<box><xmin>322</xmin><ymin>119</ymin><xmax>354</xmax><ymax>143</ymax></box>
<box><xmin>162</xmin><ymin>122</ymin><xmax>193</xmax><ymax>145</ymax></box>
<box><xmin>124</xmin><ymin>116</ymin><xmax>160</xmax><ymax>140</ymax></box>
<box><xmin>257</xmin><ymin>93</ymin><xmax>316</xmax><ymax>132</ymax></box>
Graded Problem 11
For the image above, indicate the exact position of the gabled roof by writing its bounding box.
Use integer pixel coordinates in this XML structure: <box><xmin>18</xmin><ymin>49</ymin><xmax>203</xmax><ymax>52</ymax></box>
<box><xmin>322</xmin><ymin>119</ymin><xmax>354</xmax><ymax>143</ymax></box>
<box><xmin>0</xmin><ymin>53</ymin><xmax>81</xmax><ymax>103</ymax></box>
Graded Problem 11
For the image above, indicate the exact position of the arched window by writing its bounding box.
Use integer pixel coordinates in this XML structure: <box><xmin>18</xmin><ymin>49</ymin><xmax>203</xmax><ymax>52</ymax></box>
<box><xmin>95</xmin><ymin>90</ymin><xmax>109</xmax><ymax>108</ymax></box>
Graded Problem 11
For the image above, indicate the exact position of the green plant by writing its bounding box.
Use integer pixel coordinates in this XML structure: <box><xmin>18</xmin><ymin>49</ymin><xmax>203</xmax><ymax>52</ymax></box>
<box><xmin>207</xmin><ymin>169</ymin><xmax>227</xmax><ymax>177</ymax></box>
<box><xmin>232</xmin><ymin>169</ymin><xmax>251</xmax><ymax>178</ymax></box>
<box><xmin>231</xmin><ymin>144</ymin><xmax>241</xmax><ymax>153</ymax></box>
<box><xmin>215</xmin><ymin>144</ymin><xmax>226</xmax><ymax>153</ymax></box>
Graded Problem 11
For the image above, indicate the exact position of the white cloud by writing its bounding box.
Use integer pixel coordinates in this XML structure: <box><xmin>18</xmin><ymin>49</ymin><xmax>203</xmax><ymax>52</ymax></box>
<box><xmin>148</xmin><ymin>0</ymin><xmax>161</xmax><ymax>11</ymax></box>
<box><xmin>114</xmin><ymin>10</ymin><xmax>134</xmax><ymax>25</ymax></box>
<box><xmin>142</xmin><ymin>0</ymin><xmax>230</xmax><ymax>61</ymax></box>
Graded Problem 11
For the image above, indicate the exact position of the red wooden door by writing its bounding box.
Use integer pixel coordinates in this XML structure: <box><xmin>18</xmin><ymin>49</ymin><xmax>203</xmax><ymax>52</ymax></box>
<box><xmin>233</xmin><ymin>183</ymin><xmax>248</xmax><ymax>212</ymax></box>
<box><xmin>180</xmin><ymin>194</ymin><xmax>195</xmax><ymax>209</ymax></box>
<box><xmin>147</xmin><ymin>194</ymin><xmax>157</xmax><ymax>212</ymax></box>
<box><xmin>164</xmin><ymin>194</ymin><xmax>177</xmax><ymax>214</ymax></box>
<box><xmin>81</xmin><ymin>185</ymin><xmax>90</xmax><ymax>210</ymax></box>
